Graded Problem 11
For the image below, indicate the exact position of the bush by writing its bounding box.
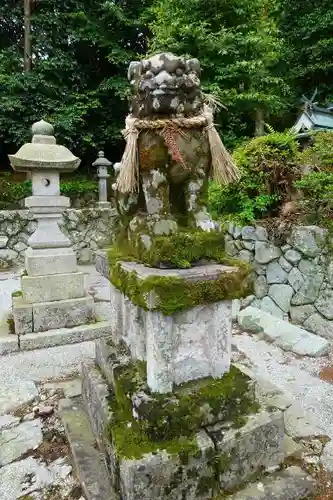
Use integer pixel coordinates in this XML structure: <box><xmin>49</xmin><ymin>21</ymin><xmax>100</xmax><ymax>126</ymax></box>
<box><xmin>0</xmin><ymin>176</ymin><xmax>98</xmax><ymax>209</ymax></box>
<box><xmin>294</xmin><ymin>172</ymin><xmax>333</xmax><ymax>224</ymax></box>
<box><xmin>208</xmin><ymin>131</ymin><xmax>300</xmax><ymax>224</ymax></box>
<box><xmin>299</xmin><ymin>131</ymin><xmax>333</xmax><ymax>171</ymax></box>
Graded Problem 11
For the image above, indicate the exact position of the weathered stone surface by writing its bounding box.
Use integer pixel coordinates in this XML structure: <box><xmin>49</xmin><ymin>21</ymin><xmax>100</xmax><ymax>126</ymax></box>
<box><xmin>315</xmin><ymin>288</ymin><xmax>333</xmax><ymax>319</ymax></box>
<box><xmin>254</xmin><ymin>275</ymin><xmax>268</xmax><ymax>298</ymax></box>
<box><xmin>268</xmin><ymin>284</ymin><xmax>294</xmax><ymax>313</ymax></box>
<box><xmin>237</xmin><ymin>307</ymin><xmax>329</xmax><ymax>356</ymax></box>
<box><xmin>242</xmin><ymin>226</ymin><xmax>257</xmax><ymax>240</ymax></box>
<box><xmin>253</xmin><ymin>261</ymin><xmax>266</xmax><ymax>275</ymax></box>
<box><xmin>266</xmin><ymin>261</ymin><xmax>287</xmax><ymax>284</ymax></box>
<box><xmin>21</xmin><ymin>272</ymin><xmax>85</xmax><ymax>303</ymax></box>
<box><xmin>0</xmin><ymin>414</ymin><xmax>20</xmax><ymax>431</ymax></box>
<box><xmin>226</xmin><ymin>466</ymin><xmax>315</xmax><ymax>500</ymax></box>
<box><xmin>241</xmin><ymin>240</ymin><xmax>255</xmax><ymax>251</ymax></box>
<box><xmin>289</xmin><ymin>305</ymin><xmax>316</xmax><ymax>324</ymax></box>
<box><xmin>119</xmin><ymin>431</ymin><xmax>215</xmax><ymax>500</ymax></box>
<box><xmin>284</xmin><ymin>249</ymin><xmax>301</xmax><ymax>265</ymax></box>
<box><xmin>0</xmin><ymin>419</ymin><xmax>42</xmax><ymax>466</ymax></box>
<box><xmin>12</xmin><ymin>296</ymin><xmax>33</xmax><ymax>334</ymax></box>
<box><xmin>238</xmin><ymin>249</ymin><xmax>253</xmax><ymax>263</ymax></box>
<box><xmin>288</xmin><ymin>267</ymin><xmax>304</xmax><ymax>292</ymax></box>
<box><xmin>60</xmin><ymin>398</ymin><xmax>116</xmax><ymax>500</ymax></box>
<box><xmin>284</xmin><ymin>404</ymin><xmax>327</xmax><ymax>440</ymax></box>
<box><xmin>278</xmin><ymin>256</ymin><xmax>292</xmax><ymax>273</ymax></box>
<box><xmin>210</xmin><ymin>410</ymin><xmax>284</xmax><ymax>491</ymax></box>
<box><xmin>291</xmin><ymin>264</ymin><xmax>323</xmax><ymax>306</ymax></box>
<box><xmin>255</xmin><ymin>242</ymin><xmax>281</xmax><ymax>264</ymax></box>
<box><xmin>0</xmin><ymin>379</ymin><xmax>38</xmax><ymax>414</ymax></box>
<box><xmin>288</xmin><ymin>225</ymin><xmax>327</xmax><ymax>257</ymax></box>
<box><xmin>225</xmin><ymin>239</ymin><xmax>238</xmax><ymax>256</ymax></box>
<box><xmin>260</xmin><ymin>297</ymin><xmax>284</xmax><ymax>319</ymax></box>
<box><xmin>32</xmin><ymin>296</ymin><xmax>95</xmax><ymax>332</ymax></box>
<box><xmin>303</xmin><ymin>313</ymin><xmax>333</xmax><ymax>339</ymax></box>
<box><xmin>255</xmin><ymin>226</ymin><xmax>268</xmax><ymax>241</ymax></box>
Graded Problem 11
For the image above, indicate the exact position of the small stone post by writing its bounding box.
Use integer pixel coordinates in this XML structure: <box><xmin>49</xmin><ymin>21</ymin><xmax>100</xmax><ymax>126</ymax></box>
<box><xmin>93</xmin><ymin>151</ymin><xmax>111</xmax><ymax>208</ymax></box>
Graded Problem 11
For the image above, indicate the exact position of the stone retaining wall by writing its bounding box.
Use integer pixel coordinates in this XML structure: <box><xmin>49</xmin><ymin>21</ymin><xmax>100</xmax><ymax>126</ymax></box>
<box><xmin>226</xmin><ymin>223</ymin><xmax>333</xmax><ymax>340</ymax></box>
<box><xmin>0</xmin><ymin>207</ymin><xmax>117</xmax><ymax>269</ymax></box>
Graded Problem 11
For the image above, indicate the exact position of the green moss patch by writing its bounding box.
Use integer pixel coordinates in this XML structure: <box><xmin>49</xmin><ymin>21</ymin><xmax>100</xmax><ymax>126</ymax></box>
<box><xmin>108</xmin><ymin>244</ymin><xmax>253</xmax><ymax>315</ymax></box>
<box><xmin>107</xmin><ymin>360</ymin><xmax>258</xmax><ymax>461</ymax></box>
<box><xmin>120</xmin><ymin>229</ymin><xmax>227</xmax><ymax>269</ymax></box>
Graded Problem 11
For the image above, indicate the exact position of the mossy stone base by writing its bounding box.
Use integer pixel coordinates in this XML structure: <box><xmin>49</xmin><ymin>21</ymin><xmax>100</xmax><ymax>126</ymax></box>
<box><xmin>108</xmin><ymin>246</ymin><xmax>253</xmax><ymax>316</ymax></box>
<box><xmin>81</xmin><ymin>339</ymin><xmax>288</xmax><ymax>500</ymax></box>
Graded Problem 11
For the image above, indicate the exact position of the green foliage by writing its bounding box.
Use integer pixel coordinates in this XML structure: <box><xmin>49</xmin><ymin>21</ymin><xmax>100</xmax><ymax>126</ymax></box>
<box><xmin>0</xmin><ymin>177</ymin><xmax>98</xmax><ymax>209</ymax></box>
<box><xmin>145</xmin><ymin>0</ymin><xmax>290</xmax><ymax>146</ymax></box>
<box><xmin>208</xmin><ymin>131</ymin><xmax>300</xmax><ymax>224</ymax></box>
<box><xmin>298</xmin><ymin>131</ymin><xmax>333</xmax><ymax>171</ymax></box>
<box><xmin>294</xmin><ymin>131</ymin><xmax>333</xmax><ymax>226</ymax></box>
<box><xmin>0</xmin><ymin>0</ymin><xmax>151</xmax><ymax>164</ymax></box>
<box><xmin>280</xmin><ymin>0</ymin><xmax>333</xmax><ymax>103</ymax></box>
<box><xmin>295</xmin><ymin>172</ymin><xmax>333</xmax><ymax>225</ymax></box>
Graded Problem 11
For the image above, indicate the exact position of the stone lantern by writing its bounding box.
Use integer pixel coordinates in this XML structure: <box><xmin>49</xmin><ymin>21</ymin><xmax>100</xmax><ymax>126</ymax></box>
<box><xmin>93</xmin><ymin>150</ymin><xmax>112</xmax><ymax>208</ymax></box>
<box><xmin>8</xmin><ymin>120</ymin><xmax>96</xmax><ymax>334</ymax></box>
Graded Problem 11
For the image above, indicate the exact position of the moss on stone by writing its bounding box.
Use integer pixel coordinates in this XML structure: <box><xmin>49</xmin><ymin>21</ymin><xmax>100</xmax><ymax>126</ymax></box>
<box><xmin>107</xmin><ymin>361</ymin><xmax>258</xmax><ymax>462</ymax></box>
<box><xmin>11</xmin><ymin>290</ymin><xmax>22</xmax><ymax>298</ymax></box>
<box><xmin>108</xmin><ymin>242</ymin><xmax>253</xmax><ymax>315</ymax></box>
<box><xmin>126</xmin><ymin>230</ymin><xmax>227</xmax><ymax>269</ymax></box>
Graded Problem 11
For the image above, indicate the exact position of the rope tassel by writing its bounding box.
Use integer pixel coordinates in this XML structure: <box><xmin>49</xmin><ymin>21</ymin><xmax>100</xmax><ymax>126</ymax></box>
<box><xmin>203</xmin><ymin>105</ymin><xmax>240</xmax><ymax>184</ymax></box>
<box><xmin>116</xmin><ymin>116</ymin><xmax>139</xmax><ymax>193</ymax></box>
<box><xmin>116</xmin><ymin>106</ymin><xmax>240</xmax><ymax>194</ymax></box>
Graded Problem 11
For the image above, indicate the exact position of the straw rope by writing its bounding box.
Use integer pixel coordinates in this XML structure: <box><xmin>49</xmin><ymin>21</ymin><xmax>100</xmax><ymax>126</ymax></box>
<box><xmin>116</xmin><ymin>108</ymin><xmax>239</xmax><ymax>193</ymax></box>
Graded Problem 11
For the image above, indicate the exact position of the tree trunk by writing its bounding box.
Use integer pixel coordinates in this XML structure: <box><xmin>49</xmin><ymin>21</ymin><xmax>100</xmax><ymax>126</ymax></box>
<box><xmin>255</xmin><ymin>108</ymin><xmax>265</xmax><ymax>136</ymax></box>
<box><xmin>23</xmin><ymin>0</ymin><xmax>32</xmax><ymax>72</ymax></box>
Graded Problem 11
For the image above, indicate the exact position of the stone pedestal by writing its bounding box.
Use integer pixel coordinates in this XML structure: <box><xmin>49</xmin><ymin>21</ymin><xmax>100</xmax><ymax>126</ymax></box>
<box><xmin>109</xmin><ymin>262</ymin><xmax>235</xmax><ymax>393</ymax></box>
<box><xmin>8</xmin><ymin>120</ymin><xmax>97</xmax><ymax>335</ymax></box>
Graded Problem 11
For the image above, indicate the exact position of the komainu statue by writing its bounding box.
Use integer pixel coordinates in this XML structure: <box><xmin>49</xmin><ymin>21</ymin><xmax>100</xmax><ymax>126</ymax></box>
<box><xmin>113</xmin><ymin>52</ymin><xmax>239</xmax><ymax>251</ymax></box>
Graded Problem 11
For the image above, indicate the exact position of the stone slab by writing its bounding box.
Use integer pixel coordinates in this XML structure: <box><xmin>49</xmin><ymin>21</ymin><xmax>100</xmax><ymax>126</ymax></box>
<box><xmin>0</xmin><ymin>419</ymin><xmax>43</xmax><ymax>466</ymax></box>
<box><xmin>60</xmin><ymin>397</ymin><xmax>116</xmax><ymax>500</ymax></box>
<box><xmin>225</xmin><ymin>466</ymin><xmax>315</xmax><ymax>500</ymax></box>
<box><xmin>12</xmin><ymin>296</ymin><xmax>33</xmax><ymax>334</ymax></box>
<box><xmin>208</xmin><ymin>410</ymin><xmax>285</xmax><ymax>491</ymax></box>
<box><xmin>0</xmin><ymin>379</ymin><xmax>38</xmax><ymax>415</ymax></box>
<box><xmin>32</xmin><ymin>296</ymin><xmax>95</xmax><ymax>332</ymax></box>
<box><xmin>25</xmin><ymin>246</ymin><xmax>77</xmax><ymax>276</ymax></box>
<box><xmin>21</xmin><ymin>271</ymin><xmax>85</xmax><ymax>303</ymax></box>
<box><xmin>81</xmin><ymin>362</ymin><xmax>116</xmax><ymax>485</ymax></box>
<box><xmin>0</xmin><ymin>333</ymin><xmax>19</xmax><ymax>355</ymax></box>
<box><xmin>120</xmin><ymin>260</ymin><xmax>240</xmax><ymax>284</ymax></box>
<box><xmin>237</xmin><ymin>306</ymin><xmax>329</xmax><ymax>357</ymax></box>
<box><xmin>0</xmin><ymin>414</ymin><xmax>20</xmax><ymax>431</ymax></box>
<box><xmin>18</xmin><ymin>321</ymin><xmax>112</xmax><ymax>351</ymax></box>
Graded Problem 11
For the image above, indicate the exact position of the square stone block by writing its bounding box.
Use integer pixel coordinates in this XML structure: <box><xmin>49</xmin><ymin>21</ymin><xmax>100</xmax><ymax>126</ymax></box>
<box><xmin>21</xmin><ymin>272</ymin><xmax>85</xmax><ymax>303</ymax></box>
<box><xmin>119</xmin><ymin>431</ymin><xmax>215</xmax><ymax>500</ymax></box>
<box><xmin>110</xmin><ymin>283</ymin><xmax>231</xmax><ymax>393</ymax></box>
<box><xmin>12</xmin><ymin>296</ymin><xmax>33</xmax><ymax>335</ymax></box>
<box><xmin>25</xmin><ymin>247</ymin><xmax>77</xmax><ymax>276</ymax></box>
<box><xmin>207</xmin><ymin>410</ymin><xmax>285</xmax><ymax>492</ymax></box>
<box><xmin>33</xmin><ymin>296</ymin><xmax>95</xmax><ymax>332</ymax></box>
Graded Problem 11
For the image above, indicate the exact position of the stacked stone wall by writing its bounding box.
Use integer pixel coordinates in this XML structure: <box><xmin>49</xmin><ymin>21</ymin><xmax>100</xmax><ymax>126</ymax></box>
<box><xmin>226</xmin><ymin>223</ymin><xmax>333</xmax><ymax>339</ymax></box>
<box><xmin>0</xmin><ymin>207</ymin><xmax>116</xmax><ymax>268</ymax></box>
